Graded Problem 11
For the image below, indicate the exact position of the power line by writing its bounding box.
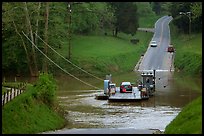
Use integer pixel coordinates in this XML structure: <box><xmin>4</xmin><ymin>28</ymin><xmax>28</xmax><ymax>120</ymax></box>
<box><xmin>22</xmin><ymin>31</ymin><xmax>102</xmax><ymax>90</ymax></box>
<box><xmin>34</xmin><ymin>32</ymin><xmax>104</xmax><ymax>81</ymax></box>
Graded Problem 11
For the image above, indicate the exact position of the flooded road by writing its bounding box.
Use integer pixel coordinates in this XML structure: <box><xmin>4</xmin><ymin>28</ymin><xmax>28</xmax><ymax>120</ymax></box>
<box><xmin>4</xmin><ymin>71</ymin><xmax>201</xmax><ymax>134</ymax></box>
<box><xmin>45</xmin><ymin>71</ymin><xmax>201</xmax><ymax>134</ymax></box>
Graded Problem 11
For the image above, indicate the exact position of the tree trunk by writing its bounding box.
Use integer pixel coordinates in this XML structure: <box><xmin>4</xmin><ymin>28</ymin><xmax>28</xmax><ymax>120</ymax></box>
<box><xmin>43</xmin><ymin>2</ymin><xmax>49</xmax><ymax>73</ymax></box>
<box><xmin>34</xmin><ymin>2</ymin><xmax>41</xmax><ymax>46</ymax></box>
<box><xmin>23</xmin><ymin>2</ymin><xmax>38</xmax><ymax>76</ymax></box>
<box><xmin>115</xmin><ymin>27</ymin><xmax>118</xmax><ymax>37</ymax></box>
<box><xmin>12</xmin><ymin>20</ymin><xmax>34</xmax><ymax>76</ymax></box>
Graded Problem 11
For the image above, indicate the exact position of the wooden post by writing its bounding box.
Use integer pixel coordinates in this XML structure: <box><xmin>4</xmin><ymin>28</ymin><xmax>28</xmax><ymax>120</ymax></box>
<box><xmin>3</xmin><ymin>92</ymin><xmax>6</xmax><ymax>106</ymax></box>
<box><xmin>14</xmin><ymin>87</ymin><xmax>16</xmax><ymax>98</ymax></box>
<box><xmin>10</xmin><ymin>88</ymin><xmax>12</xmax><ymax>101</ymax></box>
<box><xmin>6</xmin><ymin>91</ymin><xmax>9</xmax><ymax>104</ymax></box>
<box><xmin>15</xmin><ymin>87</ymin><xmax>18</xmax><ymax>98</ymax></box>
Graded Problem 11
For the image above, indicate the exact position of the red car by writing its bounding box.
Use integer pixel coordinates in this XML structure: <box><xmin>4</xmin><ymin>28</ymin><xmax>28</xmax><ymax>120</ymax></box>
<box><xmin>120</xmin><ymin>82</ymin><xmax>132</xmax><ymax>93</ymax></box>
<box><xmin>167</xmin><ymin>46</ymin><xmax>174</xmax><ymax>52</ymax></box>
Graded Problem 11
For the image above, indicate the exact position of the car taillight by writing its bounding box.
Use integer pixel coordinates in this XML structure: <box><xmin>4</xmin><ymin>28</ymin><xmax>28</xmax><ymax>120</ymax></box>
<box><xmin>128</xmin><ymin>85</ymin><xmax>131</xmax><ymax>88</ymax></box>
<box><xmin>120</xmin><ymin>85</ymin><xmax>124</xmax><ymax>88</ymax></box>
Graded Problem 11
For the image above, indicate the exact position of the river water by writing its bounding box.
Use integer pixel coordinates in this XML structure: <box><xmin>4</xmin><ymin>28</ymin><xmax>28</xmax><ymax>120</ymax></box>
<box><xmin>54</xmin><ymin>71</ymin><xmax>201</xmax><ymax>132</ymax></box>
<box><xmin>4</xmin><ymin>71</ymin><xmax>201</xmax><ymax>133</ymax></box>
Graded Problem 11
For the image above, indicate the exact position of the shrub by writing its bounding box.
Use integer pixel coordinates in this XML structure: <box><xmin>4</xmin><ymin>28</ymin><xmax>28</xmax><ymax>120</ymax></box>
<box><xmin>32</xmin><ymin>73</ymin><xmax>57</xmax><ymax>107</ymax></box>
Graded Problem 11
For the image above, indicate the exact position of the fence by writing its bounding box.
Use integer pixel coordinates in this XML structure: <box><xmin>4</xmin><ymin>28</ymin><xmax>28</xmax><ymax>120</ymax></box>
<box><xmin>2</xmin><ymin>82</ymin><xmax>27</xmax><ymax>106</ymax></box>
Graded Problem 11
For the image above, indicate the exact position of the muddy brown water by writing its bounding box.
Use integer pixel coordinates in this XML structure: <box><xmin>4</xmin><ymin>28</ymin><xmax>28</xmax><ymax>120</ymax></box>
<box><xmin>4</xmin><ymin>72</ymin><xmax>201</xmax><ymax>133</ymax></box>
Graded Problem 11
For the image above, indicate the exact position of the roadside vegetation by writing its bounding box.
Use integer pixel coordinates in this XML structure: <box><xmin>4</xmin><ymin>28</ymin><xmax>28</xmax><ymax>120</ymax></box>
<box><xmin>164</xmin><ymin>2</ymin><xmax>202</xmax><ymax>134</ymax></box>
<box><xmin>170</xmin><ymin>25</ymin><xmax>202</xmax><ymax>77</ymax></box>
<box><xmin>164</xmin><ymin>26</ymin><xmax>202</xmax><ymax>134</ymax></box>
<box><xmin>2</xmin><ymin>73</ymin><xmax>66</xmax><ymax>134</ymax></box>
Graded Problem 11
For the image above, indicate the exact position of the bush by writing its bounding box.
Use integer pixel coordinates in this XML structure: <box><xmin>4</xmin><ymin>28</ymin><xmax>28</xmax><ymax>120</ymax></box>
<box><xmin>32</xmin><ymin>73</ymin><xmax>57</xmax><ymax>107</ymax></box>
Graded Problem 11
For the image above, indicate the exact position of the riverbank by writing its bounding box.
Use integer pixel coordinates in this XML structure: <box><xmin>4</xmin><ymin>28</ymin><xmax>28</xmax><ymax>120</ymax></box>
<box><xmin>2</xmin><ymin>73</ymin><xmax>67</xmax><ymax>134</ymax></box>
<box><xmin>163</xmin><ymin>24</ymin><xmax>202</xmax><ymax>134</ymax></box>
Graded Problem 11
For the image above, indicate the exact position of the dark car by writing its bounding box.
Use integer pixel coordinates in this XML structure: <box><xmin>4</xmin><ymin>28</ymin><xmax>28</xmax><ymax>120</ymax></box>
<box><xmin>167</xmin><ymin>46</ymin><xmax>174</xmax><ymax>52</ymax></box>
<box><xmin>120</xmin><ymin>82</ymin><xmax>132</xmax><ymax>93</ymax></box>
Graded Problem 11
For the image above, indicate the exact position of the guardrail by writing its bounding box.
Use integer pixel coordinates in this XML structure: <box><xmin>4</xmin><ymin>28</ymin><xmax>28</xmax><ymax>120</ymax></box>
<box><xmin>2</xmin><ymin>82</ymin><xmax>27</xmax><ymax>107</ymax></box>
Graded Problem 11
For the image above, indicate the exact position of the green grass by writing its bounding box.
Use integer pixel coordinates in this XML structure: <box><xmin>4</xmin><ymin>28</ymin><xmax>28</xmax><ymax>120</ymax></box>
<box><xmin>170</xmin><ymin>24</ymin><xmax>202</xmax><ymax>77</ymax></box>
<box><xmin>2</xmin><ymin>81</ymin><xmax>32</xmax><ymax>95</ymax></box>
<box><xmin>2</xmin><ymin>82</ymin><xmax>25</xmax><ymax>88</ymax></box>
<box><xmin>2</xmin><ymin>87</ymin><xmax>7</xmax><ymax>95</ymax></box>
<box><xmin>2</xmin><ymin>80</ymin><xmax>66</xmax><ymax>134</ymax></box>
<box><xmin>164</xmin><ymin>24</ymin><xmax>202</xmax><ymax>134</ymax></box>
<box><xmin>164</xmin><ymin>96</ymin><xmax>202</xmax><ymax>134</ymax></box>
<box><xmin>56</xmin><ymin>31</ymin><xmax>153</xmax><ymax>77</ymax></box>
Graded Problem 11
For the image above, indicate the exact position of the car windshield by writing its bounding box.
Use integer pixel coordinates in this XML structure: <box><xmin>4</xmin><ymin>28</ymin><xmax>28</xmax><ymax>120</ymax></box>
<box><xmin>121</xmin><ymin>82</ymin><xmax>131</xmax><ymax>85</ymax></box>
<box><xmin>151</xmin><ymin>41</ymin><xmax>156</xmax><ymax>44</ymax></box>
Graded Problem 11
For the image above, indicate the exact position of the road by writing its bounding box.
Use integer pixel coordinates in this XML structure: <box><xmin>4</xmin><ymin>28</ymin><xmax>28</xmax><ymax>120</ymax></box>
<box><xmin>138</xmin><ymin>15</ymin><xmax>174</xmax><ymax>72</ymax></box>
<box><xmin>42</xmin><ymin>128</ymin><xmax>163</xmax><ymax>134</ymax></box>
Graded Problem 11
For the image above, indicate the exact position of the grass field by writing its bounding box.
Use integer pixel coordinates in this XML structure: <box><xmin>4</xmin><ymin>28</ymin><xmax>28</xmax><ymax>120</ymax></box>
<box><xmin>170</xmin><ymin>24</ymin><xmax>202</xmax><ymax>77</ymax></box>
<box><xmin>56</xmin><ymin>31</ymin><xmax>153</xmax><ymax>78</ymax></box>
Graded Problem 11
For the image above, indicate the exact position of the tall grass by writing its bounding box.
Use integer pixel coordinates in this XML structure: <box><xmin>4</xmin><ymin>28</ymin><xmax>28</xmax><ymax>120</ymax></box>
<box><xmin>170</xmin><ymin>24</ymin><xmax>202</xmax><ymax>77</ymax></box>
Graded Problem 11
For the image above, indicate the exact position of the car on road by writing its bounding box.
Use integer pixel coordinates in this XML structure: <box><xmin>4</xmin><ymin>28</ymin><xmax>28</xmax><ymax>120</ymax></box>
<box><xmin>120</xmin><ymin>82</ymin><xmax>132</xmax><ymax>93</ymax></box>
<box><xmin>167</xmin><ymin>47</ymin><xmax>174</xmax><ymax>52</ymax></box>
<box><xmin>150</xmin><ymin>41</ymin><xmax>157</xmax><ymax>47</ymax></box>
<box><xmin>167</xmin><ymin>45</ymin><xmax>175</xmax><ymax>53</ymax></box>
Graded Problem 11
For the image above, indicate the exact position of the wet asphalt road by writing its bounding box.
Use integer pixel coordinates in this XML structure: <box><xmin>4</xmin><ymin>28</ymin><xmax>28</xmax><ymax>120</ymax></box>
<box><xmin>42</xmin><ymin>128</ymin><xmax>162</xmax><ymax>134</ymax></box>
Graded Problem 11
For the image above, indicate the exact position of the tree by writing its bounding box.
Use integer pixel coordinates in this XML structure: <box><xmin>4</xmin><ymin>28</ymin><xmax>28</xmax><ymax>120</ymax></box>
<box><xmin>2</xmin><ymin>2</ymin><xmax>40</xmax><ymax>76</ymax></box>
<box><xmin>168</xmin><ymin>2</ymin><xmax>202</xmax><ymax>33</ymax></box>
<box><xmin>190</xmin><ymin>2</ymin><xmax>202</xmax><ymax>20</ymax></box>
<box><xmin>43</xmin><ymin>2</ymin><xmax>49</xmax><ymax>73</ymax></box>
<box><xmin>190</xmin><ymin>2</ymin><xmax>202</xmax><ymax>33</ymax></box>
<box><xmin>152</xmin><ymin>2</ymin><xmax>161</xmax><ymax>15</ymax></box>
<box><xmin>23</xmin><ymin>2</ymin><xmax>39</xmax><ymax>76</ymax></box>
<box><xmin>109</xmin><ymin>2</ymin><xmax>139</xmax><ymax>37</ymax></box>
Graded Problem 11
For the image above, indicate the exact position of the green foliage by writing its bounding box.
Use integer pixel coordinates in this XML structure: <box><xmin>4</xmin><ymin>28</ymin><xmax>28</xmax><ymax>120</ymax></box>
<box><xmin>32</xmin><ymin>73</ymin><xmax>57</xmax><ymax>106</ymax></box>
<box><xmin>2</xmin><ymin>75</ymin><xmax>65</xmax><ymax>134</ymax></box>
<box><xmin>2</xmin><ymin>2</ymin><xmax>116</xmax><ymax>76</ymax></box>
<box><xmin>170</xmin><ymin>23</ymin><xmax>202</xmax><ymax>77</ymax></box>
<box><xmin>55</xmin><ymin>30</ymin><xmax>153</xmax><ymax>77</ymax></box>
<box><xmin>165</xmin><ymin>96</ymin><xmax>202</xmax><ymax>134</ymax></box>
<box><xmin>109</xmin><ymin>2</ymin><xmax>139</xmax><ymax>36</ymax></box>
<box><xmin>168</xmin><ymin>2</ymin><xmax>202</xmax><ymax>34</ymax></box>
<box><xmin>136</xmin><ymin>2</ymin><xmax>155</xmax><ymax>16</ymax></box>
<box><xmin>190</xmin><ymin>2</ymin><xmax>202</xmax><ymax>20</ymax></box>
<box><xmin>151</xmin><ymin>2</ymin><xmax>161</xmax><ymax>15</ymax></box>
